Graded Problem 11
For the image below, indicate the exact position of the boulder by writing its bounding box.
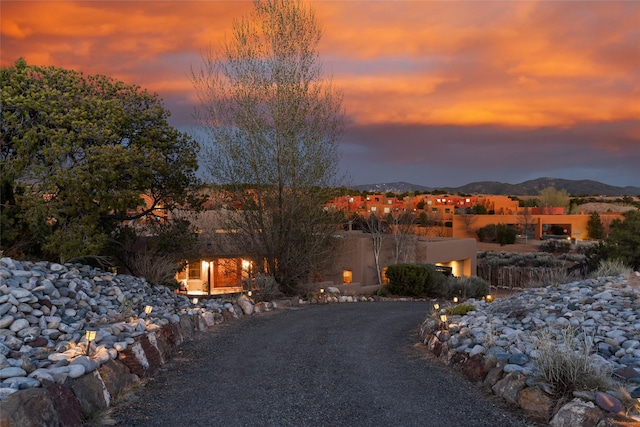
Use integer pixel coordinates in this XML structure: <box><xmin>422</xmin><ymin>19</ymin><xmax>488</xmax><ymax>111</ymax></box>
<box><xmin>461</xmin><ymin>354</ymin><xmax>492</xmax><ymax>383</ymax></box>
<box><xmin>0</xmin><ymin>388</ymin><xmax>61</xmax><ymax>427</ymax></box>
<box><xmin>98</xmin><ymin>359</ymin><xmax>137</xmax><ymax>400</ymax></box>
<box><xmin>517</xmin><ymin>386</ymin><xmax>554</xmax><ymax>420</ymax></box>
<box><xmin>492</xmin><ymin>371</ymin><xmax>526</xmax><ymax>405</ymax></box>
<box><xmin>549</xmin><ymin>399</ymin><xmax>603</xmax><ymax>427</ymax></box>
<box><xmin>42</xmin><ymin>379</ymin><xmax>83</xmax><ymax>427</ymax></box>
<box><xmin>65</xmin><ymin>370</ymin><xmax>110</xmax><ymax>412</ymax></box>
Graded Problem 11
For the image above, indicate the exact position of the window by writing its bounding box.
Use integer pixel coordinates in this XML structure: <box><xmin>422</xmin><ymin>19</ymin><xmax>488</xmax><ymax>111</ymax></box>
<box><xmin>384</xmin><ymin>207</ymin><xmax>390</xmax><ymax>213</ymax></box>
<box><xmin>371</xmin><ymin>206</ymin><xmax>377</xmax><ymax>212</ymax></box>
<box><xmin>381</xmin><ymin>267</ymin><xmax>390</xmax><ymax>284</ymax></box>
<box><xmin>445</xmin><ymin>208</ymin><xmax>451</xmax><ymax>214</ymax></box>
<box><xmin>342</xmin><ymin>270</ymin><xmax>353</xmax><ymax>284</ymax></box>
<box><xmin>188</xmin><ymin>262</ymin><xmax>201</xmax><ymax>279</ymax></box>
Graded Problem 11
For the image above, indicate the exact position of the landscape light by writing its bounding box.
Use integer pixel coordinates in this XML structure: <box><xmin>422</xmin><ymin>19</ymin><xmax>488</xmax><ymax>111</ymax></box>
<box><xmin>192</xmin><ymin>298</ymin><xmax>199</xmax><ymax>304</ymax></box>
<box><xmin>453</xmin><ymin>296</ymin><xmax>458</xmax><ymax>303</ymax></box>
<box><xmin>433</xmin><ymin>303</ymin><xmax>439</xmax><ymax>311</ymax></box>
<box><xmin>144</xmin><ymin>305</ymin><xmax>153</xmax><ymax>314</ymax></box>
<box><xmin>486</xmin><ymin>294</ymin><xmax>493</xmax><ymax>303</ymax></box>
<box><xmin>85</xmin><ymin>327</ymin><xmax>97</xmax><ymax>355</ymax></box>
<box><xmin>320</xmin><ymin>288</ymin><xmax>325</xmax><ymax>294</ymax></box>
<box><xmin>439</xmin><ymin>314</ymin><xmax>448</xmax><ymax>330</ymax></box>
<box><xmin>247</xmin><ymin>291</ymin><xmax>252</xmax><ymax>297</ymax></box>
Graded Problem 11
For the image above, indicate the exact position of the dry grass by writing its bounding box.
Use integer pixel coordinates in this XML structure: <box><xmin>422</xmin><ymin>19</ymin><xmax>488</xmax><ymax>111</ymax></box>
<box><xmin>532</xmin><ymin>326</ymin><xmax>613</xmax><ymax>397</ymax></box>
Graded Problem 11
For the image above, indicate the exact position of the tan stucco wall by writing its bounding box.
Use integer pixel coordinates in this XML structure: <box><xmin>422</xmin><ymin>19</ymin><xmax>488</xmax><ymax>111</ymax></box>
<box><xmin>323</xmin><ymin>232</ymin><xmax>477</xmax><ymax>287</ymax></box>
<box><xmin>452</xmin><ymin>212</ymin><xmax>624</xmax><ymax>240</ymax></box>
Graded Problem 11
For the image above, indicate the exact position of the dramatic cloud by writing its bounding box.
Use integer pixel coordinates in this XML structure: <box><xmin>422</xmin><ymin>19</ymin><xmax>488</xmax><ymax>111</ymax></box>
<box><xmin>2</xmin><ymin>0</ymin><xmax>638</xmax><ymax>187</ymax></box>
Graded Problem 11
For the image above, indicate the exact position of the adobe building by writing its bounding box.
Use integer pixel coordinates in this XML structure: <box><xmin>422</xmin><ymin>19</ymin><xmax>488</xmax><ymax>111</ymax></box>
<box><xmin>172</xmin><ymin>209</ymin><xmax>477</xmax><ymax>296</ymax></box>
<box><xmin>310</xmin><ymin>231</ymin><xmax>477</xmax><ymax>295</ymax></box>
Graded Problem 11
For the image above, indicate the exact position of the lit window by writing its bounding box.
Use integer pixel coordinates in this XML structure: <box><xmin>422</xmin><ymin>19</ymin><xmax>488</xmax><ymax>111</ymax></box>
<box><xmin>349</xmin><ymin>197</ymin><xmax>354</xmax><ymax>203</ymax></box>
<box><xmin>188</xmin><ymin>262</ymin><xmax>201</xmax><ymax>279</ymax></box>
<box><xmin>381</xmin><ymin>267</ymin><xmax>390</xmax><ymax>284</ymax></box>
<box><xmin>384</xmin><ymin>207</ymin><xmax>390</xmax><ymax>213</ymax></box>
<box><xmin>342</xmin><ymin>270</ymin><xmax>353</xmax><ymax>284</ymax></box>
<box><xmin>371</xmin><ymin>206</ymin><xmax>377</xmax><ymax>212</ymax></box>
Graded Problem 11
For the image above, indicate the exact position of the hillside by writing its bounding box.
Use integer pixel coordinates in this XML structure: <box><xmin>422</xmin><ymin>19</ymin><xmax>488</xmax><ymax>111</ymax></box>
<box><xmin>353</xmin><ymin>177</ymin><xmax>640</xmax><ymax>196</ymax></box>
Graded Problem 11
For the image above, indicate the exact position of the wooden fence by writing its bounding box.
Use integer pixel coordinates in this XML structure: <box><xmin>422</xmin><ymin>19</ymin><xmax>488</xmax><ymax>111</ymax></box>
<box><xmin>477</xmin><ymin>264</ymin><xmax>574</xmax><ymax>289</ymax></box>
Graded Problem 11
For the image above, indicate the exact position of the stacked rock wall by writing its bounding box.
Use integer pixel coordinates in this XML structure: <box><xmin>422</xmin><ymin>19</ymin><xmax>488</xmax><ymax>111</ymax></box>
<box><xmin>420</xmin><ymin>273</ymin><xmax>640</xmax><ymax>426</ymax></box>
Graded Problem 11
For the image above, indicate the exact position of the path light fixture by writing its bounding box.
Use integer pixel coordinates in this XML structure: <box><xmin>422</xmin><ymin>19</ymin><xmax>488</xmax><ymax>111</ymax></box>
<box><xmin>247</xmin><ymin>291</ymin><xmax>252</xmax><ymax>297</ymax></box>
<box><xmin>85</xmin><ymin>327</ymin><xmax>98</xmax><ymax>355</ymax></box>
<box><xmin>439</xmin><ymin>314</ymin><xmax>448</xmax><ymax>330</ymax></box>
<box><xmin>486</xmin><ymin>294</ymin><xmax>494</xmax><ymax>303</ymax></box>
<box><xmin>320</xmin><ymin>288</ymin><xmax>325</xmax><ymax>294</ymax></box>
<box><xmin>144</xmin><ymin>305</ymin><xmax>153</xmax><ymax>315</ymax></box>
<box><xmin>433</xmin><ymin>303</ymin><xmax>440</xmax><ymax>311</ymax></box>
<box><xmin>192</xmin><ymin>298</ymin><xmax>199</xmax><ymax>304</ymax></box>
<box><xmin>453</xmin><ymin>296</ymin><xmax>459</xmax><ymax>303</ymax></box>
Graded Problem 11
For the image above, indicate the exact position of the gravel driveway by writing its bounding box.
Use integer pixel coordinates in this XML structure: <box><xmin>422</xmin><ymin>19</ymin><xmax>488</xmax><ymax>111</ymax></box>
<box><xmin>113</xmin><ymin>302</ymin><xmax>533</xmax><ymax>427</ymax></box>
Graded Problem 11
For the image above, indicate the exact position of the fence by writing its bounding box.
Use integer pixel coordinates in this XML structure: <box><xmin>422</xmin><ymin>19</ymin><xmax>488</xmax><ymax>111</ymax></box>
<box><xmin>477</xmin><ymin>264</ymin><xmax>573</xmax><ymax>289</ymax></box>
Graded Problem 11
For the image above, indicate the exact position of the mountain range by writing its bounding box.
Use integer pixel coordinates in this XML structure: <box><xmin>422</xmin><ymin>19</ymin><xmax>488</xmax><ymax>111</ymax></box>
<box><xmin>351</xmin><ymin>178</ymin><xmax>640</xmax><ymax>197</ymax></box>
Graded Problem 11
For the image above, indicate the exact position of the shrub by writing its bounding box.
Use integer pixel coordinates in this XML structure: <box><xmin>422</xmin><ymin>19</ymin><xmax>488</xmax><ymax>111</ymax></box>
<box><xmin>533</xmin><ymin>326</ymin><xmax>612</xmax><ymax>397</ymax></box>
<box><xmin>540</xmin><ymin>239</ymin><xmax>571</xmax><ymax>254</ymax></box>
<box><xmin>446</xmin><ymin>303</ymin><xmax>475</xmax><ymax>316</ymax></box>
<box><xmin>384</xmin><ymin>263</ymin><xmax>446</xmax><ymax>297</ymax></box>
<box><xmin>592</xmin><ymin>259</ymin><xmax>632</xmax><ymax>278</ymax></box>
<box><xmin>245</xmin><ymin>274</ymin><xmax>280</xmax><ymax>301</ymax></box>
<box><xmin>476</xmin><ymin>223</ymin><xmax>517</xmax><ymax>245</ymax></box>
<box><xmin>440</xmin><ymin>276</ymin><xmax>489</xmax><ymax>299</ymax></box>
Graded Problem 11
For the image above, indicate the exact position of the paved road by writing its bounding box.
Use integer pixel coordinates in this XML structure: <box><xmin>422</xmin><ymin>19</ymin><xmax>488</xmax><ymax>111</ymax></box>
<box><xmin>113</xmin><ymin>302</ymin><xmax>532</xmax><ymax>427</ymax></box>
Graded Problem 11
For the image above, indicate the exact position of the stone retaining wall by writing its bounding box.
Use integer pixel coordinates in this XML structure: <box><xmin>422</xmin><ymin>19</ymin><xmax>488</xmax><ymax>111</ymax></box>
<box><xmin>420</xmin><ymin>317</ymin><xmax>640</xmax><ymax>426</ymax></box>
<box><xmin>0</xmin><ymin>314</ymin><xmax>195</xmax><ymax>426</ymax></box>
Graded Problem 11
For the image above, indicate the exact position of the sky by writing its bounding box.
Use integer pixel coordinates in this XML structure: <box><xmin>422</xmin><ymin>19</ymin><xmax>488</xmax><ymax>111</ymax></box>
<box><xmin>2</xmin><ymin>0</ymin><xmax>639</xmax><ymax>188</ymax></box>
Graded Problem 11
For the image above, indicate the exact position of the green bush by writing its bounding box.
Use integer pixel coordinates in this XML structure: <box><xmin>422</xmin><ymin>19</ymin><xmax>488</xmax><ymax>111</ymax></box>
<box><xmin>476</xmin><ymin>223</ymin><xmax>517</xmax><ymax>245</ymax></box>
<box><xmin>446</xmin><ymin>303</ymin><xmax>476</xmax><ymax>316</ymax></box>
<box><xmin>440</xmin><ymin>276</ymin><xmax>490</xmax><ymax>299</ymax></box>
<box><xmin>384</xmin><ymin>263</ymin><xmax>446</xmax><ymax>297</ymax></box>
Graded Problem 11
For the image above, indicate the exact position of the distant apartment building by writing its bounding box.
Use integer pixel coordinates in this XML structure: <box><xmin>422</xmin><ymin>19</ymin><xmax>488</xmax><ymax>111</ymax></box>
<box><xmin>327</xmin><ymin>194</ymin><xmax>625</xmax><ymax>241</ymax></box>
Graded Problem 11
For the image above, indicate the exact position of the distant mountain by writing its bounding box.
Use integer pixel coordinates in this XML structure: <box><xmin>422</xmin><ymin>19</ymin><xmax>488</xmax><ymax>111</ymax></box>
<box><xmin>352</xmin><ymin>178</ymin><xmax>640</xmax><ymax>196</ymax></box>
<box><xmin>351</xmin><ymin>181</ymin><xmax>433</xmax><ymax>194</ymax></box>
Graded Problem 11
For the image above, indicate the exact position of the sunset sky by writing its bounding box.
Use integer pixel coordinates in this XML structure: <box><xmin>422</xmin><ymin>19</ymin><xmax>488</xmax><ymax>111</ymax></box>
<box><xmin>2</xmin><ymin>1</ymin><xmax>639</xmax><ymax>188</ymax></box>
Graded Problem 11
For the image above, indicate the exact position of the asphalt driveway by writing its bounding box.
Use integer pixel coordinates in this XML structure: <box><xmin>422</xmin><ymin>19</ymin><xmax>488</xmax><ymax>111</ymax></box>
<box><xmin>113</xmin><ymin>302</ymin><xmax>532</xmax><ymax>427</ymax></box>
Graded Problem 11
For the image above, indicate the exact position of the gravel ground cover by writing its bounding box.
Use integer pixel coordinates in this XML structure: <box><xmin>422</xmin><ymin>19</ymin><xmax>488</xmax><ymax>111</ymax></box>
<box><xmin>112</xmin><ymin>302</ymin><xmax>535</xmax><ymax>427</ymax></box>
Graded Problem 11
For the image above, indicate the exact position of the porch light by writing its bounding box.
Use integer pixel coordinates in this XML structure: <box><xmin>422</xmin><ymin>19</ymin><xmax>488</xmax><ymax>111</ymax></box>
<box><xmin>85</xmin><ymin>327</ymin><xmax>98</xmax><ymax>355</ymax></box>
<box><xmin>144</xmin><ymin>305</ymin><xmax>153</xmax><ymax>314</ymax></box>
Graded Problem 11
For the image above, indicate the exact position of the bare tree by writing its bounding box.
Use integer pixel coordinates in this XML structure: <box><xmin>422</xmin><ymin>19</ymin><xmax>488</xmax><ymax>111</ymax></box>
<box><xmin>388</xmin><ymin>211</ymin><xmax>415</xmax><ymax>264</ymax></box>
<box><xmin>458</xmin><ymin>208</ymin><xmax>478</xmax><ymax>239</ymax></box>
<box><xmin>517</xmin><ymin>206</ymin><xmax>535</xmax><ymax>243</ymax></box>
<box><xmin>419</xmin><ymin>210</ymin><xmax>443</xmax><ymax>241</ymax></box>
<box><xmin>366</xmin><ymin>213</ymin><xmax>387</xmax><ymax>285</ymax></box>
<box><xmin>191</xmin><ymin>0</ymin><xmax>344</xmax><ymax>293</ymax></box>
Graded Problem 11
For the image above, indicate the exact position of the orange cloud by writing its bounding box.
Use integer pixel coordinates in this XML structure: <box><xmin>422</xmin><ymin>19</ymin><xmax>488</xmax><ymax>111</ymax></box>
<box><xmin>2</xmin><ymin>0</ymin><xmax>638</xmax><ymax>132</ymax></box>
